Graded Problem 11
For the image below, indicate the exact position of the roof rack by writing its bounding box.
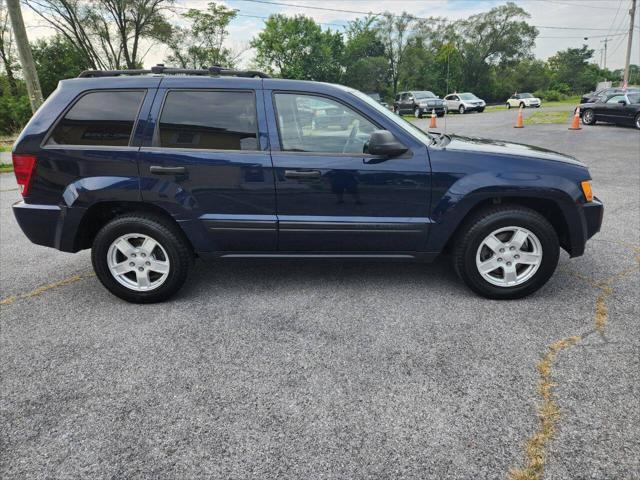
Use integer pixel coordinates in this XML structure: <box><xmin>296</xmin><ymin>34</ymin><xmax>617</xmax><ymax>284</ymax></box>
<box><xmin>78</xmin><ymin>64</ymin><xmax>270</xmax><ymax>79</ymax></box>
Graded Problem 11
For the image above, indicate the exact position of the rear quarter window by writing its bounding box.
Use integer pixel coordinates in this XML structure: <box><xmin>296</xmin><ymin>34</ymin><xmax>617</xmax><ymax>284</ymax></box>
<box><xmin>48</xmin><ymin>90</ymin><xmax>145</xmax><ymax>147</ymax></box>
<box><xmin>157</xmin><ymin>90</ymin><xmax>258</xmax><ymax>150</ymax></box>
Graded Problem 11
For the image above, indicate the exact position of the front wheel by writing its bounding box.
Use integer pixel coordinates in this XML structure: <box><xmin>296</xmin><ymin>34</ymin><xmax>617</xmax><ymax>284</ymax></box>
<box><xmin>582</xmin><ymin>108</ymin><xmax>596</xmax><ymax>125</ymax></box>
<box><xmin>92</xmin><ymin>214</ymin><xmax>193</xmax><ymax>303</ymax></box>
<box><xmin>458</xmin><ymin>105</ymin><xmax>465</xmax><ymax>114</ymax></box>
<box><xmin>453</xmin><ymin>206</ymin><xmax>559</xmax><ymax>299</ymax></box>
<box><xmin>519</xmin><ymin>102</ymin><xmax>525</xmax><ymax>109</ymax></box>
<box><xmin>478</xmin><ymin>108</ymin><xmax>485</xmax><ymax>113</ymax></box>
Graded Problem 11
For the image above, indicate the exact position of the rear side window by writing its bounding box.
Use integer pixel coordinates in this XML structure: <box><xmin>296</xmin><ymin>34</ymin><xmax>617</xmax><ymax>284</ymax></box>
<box><xmin>158</xmin><ymin>90</ymin><xmax>258</xmax><ymax>150</ymax></box>
<box><xmin>48</xmin><ymin>90</ymin><xmax>144</xmax><ymax>147</ymax></box>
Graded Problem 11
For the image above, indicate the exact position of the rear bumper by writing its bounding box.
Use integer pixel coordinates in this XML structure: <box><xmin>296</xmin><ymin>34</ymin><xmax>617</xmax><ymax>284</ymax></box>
<box><xmin>13</xmin><ymin>201</ymin><xmax>85</xmax><ymax>252</ymax></box>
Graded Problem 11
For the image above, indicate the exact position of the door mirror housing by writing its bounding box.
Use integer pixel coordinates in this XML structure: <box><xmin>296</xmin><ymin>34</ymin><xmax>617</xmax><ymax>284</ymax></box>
<box><xmin>618</xmin><ymin>99</ymin><xmax>628</xmax><ymax>105</ymax></box>
<box><xmin>366</xmin><ymin>130</ymin><xmax>408</xmax><ymax>158</ymax></box>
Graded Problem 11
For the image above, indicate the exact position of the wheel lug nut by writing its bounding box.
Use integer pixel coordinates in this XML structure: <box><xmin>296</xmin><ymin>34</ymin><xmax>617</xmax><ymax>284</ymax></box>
<box><xmin>499</xmin><ymin>248</ymin><xmax>505</xmax><ymax>253</ymax></box>
<box><xmin>141</xmin><ymin>253</ymin><xmax>146</xmax><ymax>257</ymax></box>
<box><xmin>510</xmin><ymin>246</ymin><xmax>515</xmax><ymax>251</ymax></box>
<box><xmin>131</xmin><ymin>253</ymin><xmax>136</xmax><ymax>257</ymax></box>
<box><xmin>514</xmin><ymin>255</ymin><xmax>520</xmax><ymax>259</ymax></box>
<box><xmin>129</xmin><ymin>262</ymin><xmax>135</xmax><ymax>267</ymax></box>
<box><xmin>497</xmin><ymin>258</ymin><xmax>503</xmax><ymax>262</ymax></box>
<box><xmin>145</xmin><ymin>261</ymin><xmax>151</xmax><ymax>266</ymax></box>
<box><xmin>138</xmin><ymin>267</ymin><xmax>144</xmax><ymax>272</ymax></box>
<box><xmin>507</xmin><ymin>262</ymin><xmax>512</xmax><ymax>266</ymax></box>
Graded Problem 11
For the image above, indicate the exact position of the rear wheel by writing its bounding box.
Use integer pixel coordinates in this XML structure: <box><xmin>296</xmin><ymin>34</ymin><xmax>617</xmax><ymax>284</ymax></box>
<box><xmin>582</xmin><ymin>108</ymin><xmax>596</xmax><ymax>125</ymax></box>
<box><xmin>92</xmin><ymin>214</ymin><xmax>193</xmax><ymax>303</ymax></box>
<box><xmin>414</xmin><ymin>107</ymin><xmax>422</xmax><ymax>118</ymax></box>
<box><xmin>453</xmin><ymin>206</ymin><xmax>559</xmax><ymax>299</ymax></box>
<box><xmin>478</xmin><ymin>108</ymin><xmax>485</xmax><ymax>113</ymax></box>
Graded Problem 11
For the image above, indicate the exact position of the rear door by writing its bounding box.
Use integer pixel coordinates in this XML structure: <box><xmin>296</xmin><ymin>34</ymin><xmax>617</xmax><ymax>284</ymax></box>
<box><xmin>264</xmin><ymin>85</ymin><xmax>432</xmax><ymax>253</ymax></box>
<box><xmin>138</xmin><ymin>77</ymin><xmax>277</xmax><ymax>253</ymax></box>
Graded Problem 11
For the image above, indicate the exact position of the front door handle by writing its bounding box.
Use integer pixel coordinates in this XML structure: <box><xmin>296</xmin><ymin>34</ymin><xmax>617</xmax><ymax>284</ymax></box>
<box><xmin>284</xmin><ymin>170</ymin><xmax>321</xmax><ymax>179</ymax></box>
<box><xmin>150</xmin><ymin>166</ymin><xmax>187</xmax><ymax>175</ymax></box>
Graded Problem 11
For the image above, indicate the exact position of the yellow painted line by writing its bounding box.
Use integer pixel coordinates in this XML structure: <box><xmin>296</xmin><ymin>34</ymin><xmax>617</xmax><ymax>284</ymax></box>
<box><xmin>0</xmin><ymin>187</ymin><xmax>18</xmax><ymax>192</ymax></box>
<box><xmin>509</xmin><ymin>244</ymin><xmax>640</xmax><ymax>480</ymax></box>
<box><xmin>0</xmin><ymin>272</ymin><xmax>95</xmax><ymax>306</ymax></box>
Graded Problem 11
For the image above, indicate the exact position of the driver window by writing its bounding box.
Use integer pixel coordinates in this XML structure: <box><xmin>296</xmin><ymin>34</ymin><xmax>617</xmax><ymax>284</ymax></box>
<box><xmin>274</xmin><ymin>93</ymin><xmax>377</xmax><ymax>154</ymax></box>
<box><xmin>606</xmin><ymin>95</ymin><xmax>625</xmax><ymax>104</ymax></box>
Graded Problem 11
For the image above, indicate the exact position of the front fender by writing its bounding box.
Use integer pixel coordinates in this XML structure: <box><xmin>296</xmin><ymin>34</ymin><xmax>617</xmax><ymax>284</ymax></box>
<box><xmin>426</xmin><ymin>171</ymin><xmax>585</xmax><ymax>253</ymax></box>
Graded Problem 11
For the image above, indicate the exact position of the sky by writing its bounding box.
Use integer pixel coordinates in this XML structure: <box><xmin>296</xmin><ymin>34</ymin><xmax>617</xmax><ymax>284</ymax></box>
<box><xmin>21</xmin><ymin>0</ymin><xmax>640</xmax><ymax>71</ymax></box>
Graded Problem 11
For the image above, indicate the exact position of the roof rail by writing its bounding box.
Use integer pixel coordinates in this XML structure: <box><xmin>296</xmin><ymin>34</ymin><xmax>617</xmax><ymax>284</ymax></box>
<box><xmin>78</xmin><ymin>64</ymin><xmax>270</xmax><ymax>79</ymax></box>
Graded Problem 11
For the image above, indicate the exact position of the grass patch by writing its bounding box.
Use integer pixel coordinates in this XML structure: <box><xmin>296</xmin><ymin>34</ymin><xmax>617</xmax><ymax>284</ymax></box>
<box><xmin>0</xmin><ymin>163</ymin><xmax>13</xmax><ymax>173</ymax></box>
<box><xmin>0</xmin><ymin>145</ymin><xmax>12</xmax><ymax>152</ymax></box>
<box><xmin>524</xmin><ymin>111</ymin><xmax>570</xmax><ymax>125</ymax></box>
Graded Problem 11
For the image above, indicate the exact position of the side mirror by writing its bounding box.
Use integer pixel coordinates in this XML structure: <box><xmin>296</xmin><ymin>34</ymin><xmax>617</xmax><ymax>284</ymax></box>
<box><xmin>618</xmin><ymin>99</ymin><xmax>627</xmax><ymax>105</ymax></box>
<box><xmin>365</xmin><ymin>130</ymin><xmax>408</xmax><ymax>158</ymax></box>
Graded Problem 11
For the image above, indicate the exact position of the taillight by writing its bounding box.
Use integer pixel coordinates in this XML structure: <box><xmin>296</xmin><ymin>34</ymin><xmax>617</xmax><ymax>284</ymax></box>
<box><xmin>12</xmin><ymin>154</ymin><xmax>37</xmax><ymax>197</ymax></box>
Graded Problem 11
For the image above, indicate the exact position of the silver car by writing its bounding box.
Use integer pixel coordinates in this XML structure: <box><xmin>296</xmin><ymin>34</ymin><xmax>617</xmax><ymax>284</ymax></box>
<box><xmin>444</xmin><ymin>92</ymin><xmax>486</xmax><ymax>114</ymax></box>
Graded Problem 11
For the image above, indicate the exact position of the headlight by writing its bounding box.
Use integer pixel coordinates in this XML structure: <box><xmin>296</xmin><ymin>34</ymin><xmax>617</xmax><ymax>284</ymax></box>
<box><xmin>581</xmin><ymin>180</ymin><xmax>593</xmax><ymax>202</ymax></box>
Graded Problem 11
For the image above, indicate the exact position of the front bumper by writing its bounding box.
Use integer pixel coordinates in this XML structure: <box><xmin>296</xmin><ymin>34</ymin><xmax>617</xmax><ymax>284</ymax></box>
<box><xmin>419</xmin><ymin>105</ymin><xmax>445</xmax><ymax>113</ymax></box>
<box><xmin>13</xmin><ymin>201</ymin><xmax>85</xmax><ymax>252</ymax></box>
<box><xmin>583</xmin><ymin>196</ymin><xmax>604</xmax><ymax>241</ymax></box>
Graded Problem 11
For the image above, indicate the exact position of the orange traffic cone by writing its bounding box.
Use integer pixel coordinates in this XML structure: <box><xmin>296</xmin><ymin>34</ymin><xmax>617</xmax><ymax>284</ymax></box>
<box><xmin>429</xmin><ymin>109</ymin><xmax>437</xmax><ymax>129</ymax></box>
<box><xmin>514</xmin><ymin>105</ymin><xmax>524</xmax><ymax>128</ymax></box>
<box><xmin>569</xmin><ymin>106</ymin><xmax>581</xmax><ymax>130</ymax></box>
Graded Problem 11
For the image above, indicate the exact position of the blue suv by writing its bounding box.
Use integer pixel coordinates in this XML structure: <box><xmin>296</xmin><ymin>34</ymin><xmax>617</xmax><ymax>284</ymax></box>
<box><xmin>11</xmin><ymin>66</ymin><xmax>603</xmax><ymax>303</ymax></box>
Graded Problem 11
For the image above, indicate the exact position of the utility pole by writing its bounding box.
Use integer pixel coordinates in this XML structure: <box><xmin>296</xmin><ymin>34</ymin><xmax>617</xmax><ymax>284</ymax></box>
<box><xmin>6</xmin><ymin>0</ymin><xmax>43</xmax><ymax>112</ymax></box>
<box><xmin>622</xmin><ymin>0</ymin><xmax>636</xmax><ymax>88</ymax></box>
<box><xmin>600</xmin><ymin>38</ymin><xmax>611</xmax><ymax>70</ymax></box>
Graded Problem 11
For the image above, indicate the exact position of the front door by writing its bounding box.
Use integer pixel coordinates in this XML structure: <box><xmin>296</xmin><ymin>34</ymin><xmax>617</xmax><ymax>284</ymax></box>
<box><xmin>266</xmin><ymin>91</ymin><xmax>431</xmax><ymax>252</ymax></box>
<box><xmin>138</xmin><ymin>83</ymin><xmax>277</xmax><ymax>252</ymax></box>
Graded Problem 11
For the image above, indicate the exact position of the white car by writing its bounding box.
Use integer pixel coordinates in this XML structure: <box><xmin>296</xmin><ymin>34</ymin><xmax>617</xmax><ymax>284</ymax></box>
<box><xmin>444</xmin><ymin>92</ymin><xmax>486</xmax><ymax>114</ymax></box>
<box><xmin>506</xmin><ymin>93</ymin><xmax>541</xmax><ymax>109</ymax></box>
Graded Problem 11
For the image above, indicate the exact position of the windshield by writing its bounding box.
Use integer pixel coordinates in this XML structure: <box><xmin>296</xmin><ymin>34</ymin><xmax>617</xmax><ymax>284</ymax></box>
<box><xmin>520</xmin><ymin>93</ymin><xmax>533</xmax><ymax>98</ymax></box>
<box><xmin>414</xmin><ymin>91</ymin><xmax>436</xmax><ymax>99</ymax></box>
<box><xmin>347</xmin><ymin>88</ymin><xmax>433</xmax><ymax>145</ymax></box>
<box><xmin>459</xmin><ymin>93</ymin><xmax>478</xmax><ymax>100</ymax></box>
<box><xmin>628</xmin><ymin>93</ymin><xmax>640</xmax><ymax>104</ymax></box>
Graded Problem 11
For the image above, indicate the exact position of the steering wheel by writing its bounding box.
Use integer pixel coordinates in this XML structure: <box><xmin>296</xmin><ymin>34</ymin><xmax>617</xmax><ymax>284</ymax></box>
<box><xmin>342</xmin><ymin>121</ymin><xmax>359</xmax><ymax>154</ymax></box>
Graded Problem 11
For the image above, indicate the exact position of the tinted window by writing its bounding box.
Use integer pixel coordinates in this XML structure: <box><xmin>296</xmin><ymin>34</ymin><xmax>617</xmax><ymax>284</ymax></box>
<box><xmin>158</xmin><ymin>90</ymin><xmax>258</xmax><ymax>150</ymax></box>
<box><xmin>606</xmin><ymin>95</ymin><xmax>626</xmax><ymax>104</ymax></box>
<box><xmin>274</xmin><ymin>93</ymin><xmax>377</xmax><ymax>154</ymax></box>
<box><xmin>48</xmin><ymin>90</ymin><xmax>144</xmax><ymax>146</ymax></box>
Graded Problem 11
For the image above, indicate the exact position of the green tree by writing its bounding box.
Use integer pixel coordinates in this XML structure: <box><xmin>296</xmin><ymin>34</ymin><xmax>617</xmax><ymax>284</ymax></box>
<box><xmin>251</xmin><ymin>14</ymin><xmax>343</xmax><ymax>82</ymax></box>
<box><xmin>32</xmin><ymin>35</ymin><xmax>91</xmax><ymax>96</ymax></box>
<box><xmin>453</xmin><ymin>2</ymin><xmax>538</xmax><ymax>99</ymax></box>
<box><xmin>166</xmin><ymin>2</ymin><xmax>238</xmax><ymax>68</ymax></box>
<box><xmin>342</xmin><ymin>16</ymin><xmax>388</xmax><ymax>95</ymax></box>
<box><xmin>25</xmin><ymin>0</ymin><xmax>173</xmax><ymax>69</ymax></box>
<box><xmin>376</xmin><ymin>12</ymin><xmax>416</xmax><ymax>95</ymax></box>
<box><xmin>548</xmin><ymin>45</ymin><xmax>614</xmax><ymax>94</ymax></box>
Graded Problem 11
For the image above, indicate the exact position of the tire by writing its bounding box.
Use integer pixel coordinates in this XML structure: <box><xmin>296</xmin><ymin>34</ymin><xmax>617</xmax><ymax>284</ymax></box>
<box><xmin>458</xmin><ymin>105</ymin><xmax>465</xmax><ymax>114</ymax></box>
<box><xmin>478</xmin><ymin>108</ymin><xmax>485</xmax><ymax>113</ymax></box>
<box><xmin>635</xmin><ymin>113</ymin><xmax>640</xmax><ymax>130</ymax></box>
<box><xmin>506</xmin><ymin>103</ymin><xmax>511</xmax><ymax>109</ymax></box>
<box><xmin>437</xmin><ymin>112</ymin><xmax>445</xmax><ymax>118</ymax></box>
<box><xmin>453</xmin><ymin>206</ymin><xmax>559</xmax><ymax>299</ymax></box>
<box><xmin>582</xmin><ymin>108</ymin><xmax>596</xmax><ymax>125</ymax></box>
<box><xmin>519</xmin><ymin>102</ymin><xmax>525</xmax><ymax>109</ymax></box>
<box><xmin>92</xmin><ymin>214</ymin><xmax>193</xmax><ymax>303</ymax></box>
<box><xmin>414</xmin><ymin>107</ymin><xmax>423</xmax><ymax>118</ymax></box>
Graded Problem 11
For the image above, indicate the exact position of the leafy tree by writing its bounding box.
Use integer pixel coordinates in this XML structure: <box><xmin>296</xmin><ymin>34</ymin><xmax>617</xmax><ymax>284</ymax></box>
<box><xmin>453</xmin><ymin>2</ymin><xmax>538</xmax><ymax>98</ymax></box>
<box><xmin>166</xmin><ymin>2</ymin><xmax>239</xmax><ymax>69</ymax></box>
<box><xmin>376</xmin><ymin>12</ymin><xmax>416</xmax><ymax>95</ymax></box>
<box><xmin>251</xmin><ymin>14</ymin><xmax>343</xmax><ymax>82</ymax></box>
<box><xmin>548</xmin><ymin>45</ymin><xmax>614</xmax><ymax>93</ymax></box>
<box><xmin>342</xmin><ymin>16</ymin><xmax>388</xmax><ymax>95</ymax></box>
<box><xmin>24</xmin><ymin>0</ymin><xmax>173</xmax><ymax>69</ymax></box>
<box><xmin>32</xmin><ymin>35</ymin><xmax>91</xmax><ymax>96</ymax></box>
<box><xmin>0</xmin><ymin>0</ymin><xmax>18</xmax><ymax>95</ymax></box>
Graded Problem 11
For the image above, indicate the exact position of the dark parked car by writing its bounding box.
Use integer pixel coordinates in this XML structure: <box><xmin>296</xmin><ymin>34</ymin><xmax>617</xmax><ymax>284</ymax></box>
<box><xmin>366</xmin><ymin>92</ymin><xmax>388</xmax><ymax>108</ymax></box>
<box><xmin>11</xmin><ymin>66</ymin><xmax>603</xmax><ymax>303</ymax></box>
<box><xmin>581</xmin><ymin>92</ymin><xmax>640</xmax><ymax>129</ymax></box>
<box><xmin>580</xmin><ymin>87</ymin><xmax>639</xmax><ymax>104</ymax></box>
<box><xmin>393</xmin><ymin>91</ymin><xmax>445</xmax><ymax>118</ymax></box>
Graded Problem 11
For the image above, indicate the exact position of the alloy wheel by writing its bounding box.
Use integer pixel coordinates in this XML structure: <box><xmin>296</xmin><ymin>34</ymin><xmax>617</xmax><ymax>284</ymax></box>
<box><xmin>107</xmin><ymin>233</ymin><xmax>170</xmax><ymax>291</ymax></box>
<box><xmin>459</xmin><ymin>105</ymin><xmax>465</xmax><ymax>114</ymax></box>
<box><xmin>583</xmin><ymin>109</ymin><xmax>594</xmax><ymax>124</ymax></box>
<box><xmin>475</xmin><ymin>226</ymin><xmax>543</xmax><ymax>287</ymax></box>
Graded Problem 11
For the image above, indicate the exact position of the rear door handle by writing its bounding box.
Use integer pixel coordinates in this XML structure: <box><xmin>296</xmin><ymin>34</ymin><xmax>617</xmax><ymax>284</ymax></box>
<box><xmin>150</xmin><ymin>166</ymin><xmax>187</xmax><ymax>175</ymax></box>
<box><xmin>284</xmin><ymin>170</ymin><xmax>321</xmax><ymax>179</ymax></box>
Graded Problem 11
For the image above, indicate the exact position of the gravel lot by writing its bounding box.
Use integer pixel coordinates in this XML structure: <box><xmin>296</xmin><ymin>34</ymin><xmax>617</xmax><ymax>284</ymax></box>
<box><xmin>1</xmin><ymin>108</ymin><xmax>639</xmax><ymax>479</ymax></box>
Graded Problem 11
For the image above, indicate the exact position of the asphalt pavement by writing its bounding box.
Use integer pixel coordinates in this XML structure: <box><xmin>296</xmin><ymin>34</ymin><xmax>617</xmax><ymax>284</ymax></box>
<box><xmin>1</xmin><ymin>107</ymin><xmax>639</xmax><ymax>479</ymax></box>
